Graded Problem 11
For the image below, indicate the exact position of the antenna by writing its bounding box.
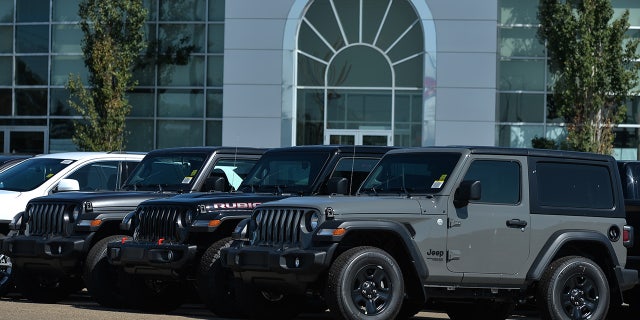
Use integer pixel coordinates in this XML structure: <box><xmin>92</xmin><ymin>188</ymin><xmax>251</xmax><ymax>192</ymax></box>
<box><xmin>349</xmin><ymin>143</ymin><xmax>356</xmax><ymax>195</ymax></box>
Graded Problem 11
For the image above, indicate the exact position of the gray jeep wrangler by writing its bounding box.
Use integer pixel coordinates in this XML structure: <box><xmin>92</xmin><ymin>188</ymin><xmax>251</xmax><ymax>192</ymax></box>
<box><xmin>222</xmin><ymin>147</ymin><xmax>637</xmax><ymax>320</ymax></box>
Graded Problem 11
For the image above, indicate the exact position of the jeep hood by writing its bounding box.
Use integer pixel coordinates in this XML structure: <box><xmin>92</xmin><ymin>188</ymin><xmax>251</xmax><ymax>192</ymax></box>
<box><xmin>27</xmin><ymin>191</ymin><xmax>176</xmax><ymax>210</ymax></box>
<box><xmin>256</xmin><ymin>195</ymin><xmax>429</xmax><ymax>215</ymax></box>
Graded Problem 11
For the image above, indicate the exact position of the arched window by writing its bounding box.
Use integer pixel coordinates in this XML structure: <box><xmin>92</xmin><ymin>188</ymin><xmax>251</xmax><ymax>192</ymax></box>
<box><xmin>296</xmin><ymin>0</ymin><xmax>425</xmax><ymax>146</ymax></box>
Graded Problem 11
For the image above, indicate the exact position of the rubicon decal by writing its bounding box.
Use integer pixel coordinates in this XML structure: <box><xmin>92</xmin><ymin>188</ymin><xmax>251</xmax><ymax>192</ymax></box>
<box><xmin>212</xmin><ymin>202</ymin><xmax>262</xmax><ymax>209</ymax></box>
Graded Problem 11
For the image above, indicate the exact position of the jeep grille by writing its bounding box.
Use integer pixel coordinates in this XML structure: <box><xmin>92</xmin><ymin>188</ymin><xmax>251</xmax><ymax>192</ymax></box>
<box><xmin>134</xmin><ymin>205</ymin><xmax>190</xmax><ymax>243</ymax></box>
<box><xmin>25</xmin><ymin>203</ymin><xmax>74</xmax><ymax>236</ymax></box>
<box><xmin>252</xmin><ymin>208</ymin><xmax>307</xmax><ymax>246</ymax></box>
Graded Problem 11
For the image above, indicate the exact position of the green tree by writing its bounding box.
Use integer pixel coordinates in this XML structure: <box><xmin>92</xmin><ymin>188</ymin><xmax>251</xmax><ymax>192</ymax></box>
<box><xmin>537</xmin><ymin>0</ymin><xmax>640</xmax><ymax>154</ymax></box>
<box><xmin>67</xmin><ymin>0</ymin><xmax>147</xmax><ymax>151</ymax></box>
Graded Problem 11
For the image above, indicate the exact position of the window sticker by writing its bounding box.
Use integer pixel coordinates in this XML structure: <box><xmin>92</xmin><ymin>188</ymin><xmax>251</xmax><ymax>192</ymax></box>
<box><xmin>182</xmin><ymin>177</ymin><xmax>193</xmax><ymax>184</ymax></box>
<box><xmin>430</xmin><ymin>174</ymin><xmax>447</xmax><ymax>189</ymax></box>
<box><xmin>190</xmin><ymin>169</ymin><xmax>198</xmax><ymax>177</ymax></box>
<box><xmin>46</xmin><ymin>173</ymin><xmax>54</xmax><ymax>179</ymax></box>
<box><xmin>61</xmin><ymin>160</ymin><xmax>73</xmax><ymax>164</ymax></box>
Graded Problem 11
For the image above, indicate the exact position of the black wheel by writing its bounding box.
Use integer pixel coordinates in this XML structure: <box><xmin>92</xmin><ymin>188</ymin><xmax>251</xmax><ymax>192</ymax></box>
<box><xmin>326</xmin><ymin>246</ymin><xmax>404</xmax><ymax>320</ymax></box>
<box><xmin>196</xmin><ymin>237</ymin><xmax>244</xmax><ymax>318</ymax></box>
<box><xmin>538</xmin><ymin>256</ymin><xmax>610</xmax><ymax>320</ymax></box>
<box><xmin>13</xmin><ymin>268</ymin><xmax>79</xmax><ymax>303</ymax></box>
<box><xmin>83</xmin><ymin>235</ymin><xmax>131</xmax><ymax>308</ymax></box>
<box><xmin>0</xmin><ymin>233</ymin><xmax>14</xmax><ymax>296</ymax></box>
<box><xmin>446</xmin><ymin>302</ymin><xmax>514</xmax><ymax>320</ymax></box>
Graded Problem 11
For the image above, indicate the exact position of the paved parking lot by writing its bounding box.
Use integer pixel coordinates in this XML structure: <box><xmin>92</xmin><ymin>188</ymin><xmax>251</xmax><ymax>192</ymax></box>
<box><xmin>0</xmin><ymin>291</ymin><xmax>544</xmax><ymax>320</ymax></box>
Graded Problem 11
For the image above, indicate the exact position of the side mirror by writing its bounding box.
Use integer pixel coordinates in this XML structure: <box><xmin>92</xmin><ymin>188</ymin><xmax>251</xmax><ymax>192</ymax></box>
<box><xmin>327</xmin><ymin>177</ymin><xmax>349</xmax><ymax>195</ymax></box>
<box><xmin>56</xmin><ymin>179</ymin><xmax>80</xmax><ymax>192</ymax></box>
<box><xmin>204</xmin><ymin>176</ymin><xmax>228</xmax><ymax>192</ymax></box>
<box><xmin>453</xmin><ymin>180</ymin><xmax>481</xmax><ymax>208</ymax></box>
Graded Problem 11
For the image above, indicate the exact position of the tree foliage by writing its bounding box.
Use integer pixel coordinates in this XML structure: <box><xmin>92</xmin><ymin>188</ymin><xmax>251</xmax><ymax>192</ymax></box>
<box><xmin>67</xmin><ymin>0</ymin><xmax>147</xmax><ymax>151</ymax></box>
<box><xmin>537</xmin><ymin>0</ymin><xmax>640</xmax><ymax>154</ymax></box>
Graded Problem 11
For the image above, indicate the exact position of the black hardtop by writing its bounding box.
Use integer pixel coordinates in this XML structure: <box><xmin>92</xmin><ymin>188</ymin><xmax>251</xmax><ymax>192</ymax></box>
<box><xmin>263</xmin><ymin>145</ymin><xmax>396</xmax><ymax>156</ymax></box>
<box><xmin>144</xmin><ymin>146</ymin><xmax>267</xmax><ymax>157</ymax></box>
<box><xmin>388</xmin><ymin>146</ymin><xmax>615</xmax><ymax>162</ymax></box>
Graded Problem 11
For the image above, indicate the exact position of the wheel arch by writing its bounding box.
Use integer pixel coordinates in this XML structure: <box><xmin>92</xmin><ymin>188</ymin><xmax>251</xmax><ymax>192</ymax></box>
<box><xmin>324</xmin><ymin>220</ymin><xmax>429</xmax><ymax>304</ymax></box>
<box><xmin>527</xmin><ymin>230</ymin><xmax>625</xmax><ymax>302</ymax></box>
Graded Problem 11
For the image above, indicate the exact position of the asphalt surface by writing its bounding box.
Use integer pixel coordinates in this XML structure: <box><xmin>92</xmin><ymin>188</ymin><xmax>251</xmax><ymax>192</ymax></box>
<box><xmin>0</xmin><ymin>290</ymin><xmax>543</xmax><ymax>320</ymax></box>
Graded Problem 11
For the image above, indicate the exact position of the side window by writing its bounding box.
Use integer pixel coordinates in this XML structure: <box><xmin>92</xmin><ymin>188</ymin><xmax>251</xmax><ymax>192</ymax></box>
<box><xmin>330</xmin><ymin>157</ymin><xmax>380</xmax><ymax>193</ymax></box>
<box><xmin>536</xmin><ymin>162</ymin><xmax>613</xmax><ymax>209</ymax></box>
<box><xmin>463</xmin><ymin>160</ymin><xmax>520</xmax><ymax>204</ymax></box>
<box><xmin>117</xmin><ymin>161</ymin><xmax>140</xmax><ymax>189</ymax></box>
<box><xmin>67</xmin><ymin>161</ymin><xmax>119</xmax><ymax>191</ymax></box>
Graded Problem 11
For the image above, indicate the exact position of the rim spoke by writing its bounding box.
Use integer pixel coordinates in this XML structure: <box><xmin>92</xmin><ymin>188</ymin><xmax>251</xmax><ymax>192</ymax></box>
<box><xmin>364</xmin><ymin>298</ymin><xmax>377</xmax><ymax>314</ymax></box>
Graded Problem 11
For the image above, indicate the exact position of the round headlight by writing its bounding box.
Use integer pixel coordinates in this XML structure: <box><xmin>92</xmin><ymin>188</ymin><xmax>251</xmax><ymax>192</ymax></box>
<box><xmin>71</xmin><ymin>205</ymin><xmax>81</xmax><ymax>222</ymax></box>
<box><xmin>306</xmin><ymin>211</ymin><xmax>321</xmax><ymax>232</ymax></box>
<box><xmin>184</xmin><ymin>209</ymin><xmax>195</xmax><ymax>225</ymax></box>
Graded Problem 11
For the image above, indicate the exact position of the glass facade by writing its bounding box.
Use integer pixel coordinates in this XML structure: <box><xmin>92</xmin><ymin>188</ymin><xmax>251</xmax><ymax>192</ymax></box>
<box><xmin>296</xmin><ymin>0</ymin><xmax>424</xmax><ymax>147</ymax></box>
<box><xmin>498</xmin><ymin>0</ymin><xmax>640</xmax><ymax>159</ymax></box>
<box><xmin>0</xmin><ymin>0</ymin><xmax>224</xmax><ymax>153</ymax></box>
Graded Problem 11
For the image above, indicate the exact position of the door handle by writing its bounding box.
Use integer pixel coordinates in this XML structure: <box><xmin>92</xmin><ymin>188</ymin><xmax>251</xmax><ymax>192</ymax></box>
<box><xmin>506</xmin><ymin>219</ymin><xmax>527</xmax><ymax>228</ymax></box>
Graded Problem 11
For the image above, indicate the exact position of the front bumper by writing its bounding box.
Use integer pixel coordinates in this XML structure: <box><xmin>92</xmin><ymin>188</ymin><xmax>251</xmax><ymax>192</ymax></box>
<box><xmin>107</xmin><ymin>241</ymin><xmax>197</xmax><ymax>278</ymax></box>
<box><xmin>222</xmin><ymin>243</ymin><xmax>338</xmax><ymax>294</ymax></box>
<box><xmin>1</xmin><ymin>234</ymin><xmax>92</xmax><ymax>275</ymax></box>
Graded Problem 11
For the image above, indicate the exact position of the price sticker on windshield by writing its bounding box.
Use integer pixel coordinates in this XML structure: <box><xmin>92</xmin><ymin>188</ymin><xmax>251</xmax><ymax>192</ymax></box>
<box><xmin>430</xmin><ymin>174</ymin><xmax>447</xmax><ymax>189</ymax></box>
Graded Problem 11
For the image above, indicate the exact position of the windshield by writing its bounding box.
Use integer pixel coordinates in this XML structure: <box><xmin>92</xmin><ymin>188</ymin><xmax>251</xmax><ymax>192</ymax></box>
<box><xmin>360</xmin><ymin>152</ymin><xmax>461</xmax><ymax>195</ymax></box>
<box><xmin>0</xmin><ymin>158</ymin><xmax>76</xmax><ymax>192</ymax></box>
<box><xmin>122</xmin><ymin>153</ymin><xmax>207</xmax><ymax>191</ymax></box>
<box><xmin>238</xmin><ymin>151</ymin><xmax>331</xmax><ymax>194</ymax></box>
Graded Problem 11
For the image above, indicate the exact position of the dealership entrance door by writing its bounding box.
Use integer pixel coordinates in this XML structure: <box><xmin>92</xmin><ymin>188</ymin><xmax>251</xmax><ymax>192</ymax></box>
<box><xmin>0</xmin><ymin>127</ymin><xmax>47</xmax><ymax>154</ymax></box>
<box><xmin>325</xmin><ymin>130</ymin><xmax>392</xmax><ymax>146</ymax></box>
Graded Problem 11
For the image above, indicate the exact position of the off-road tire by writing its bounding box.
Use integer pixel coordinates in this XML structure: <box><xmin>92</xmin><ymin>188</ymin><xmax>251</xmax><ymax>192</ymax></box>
<box><xmin>0</xmin><ymin>233</ymin><xmax>14</xmax><ymax>297</ymax></box>
<box><xmin>83</xmin><ymin>235</ymin><xmax>131</xmax><ymax>308</ymax></box>
<box><xmin>13</xmin><ymin>268</ymin><xmax>79</xmax><ymax>303</ymax></box>
<box><xmin>196</xmin><ymin>237</ymin><xmax>244</xmax><ymax>318</ymax></box>
<box><xmin>326</xmin><ymin>246</ymin><xmax>404</xmax><ymax>320</ymax></box>
<box><xmin>538</xmin><ymin>256</ymin><xmax>610</xmax><ymax>320</ymax></box>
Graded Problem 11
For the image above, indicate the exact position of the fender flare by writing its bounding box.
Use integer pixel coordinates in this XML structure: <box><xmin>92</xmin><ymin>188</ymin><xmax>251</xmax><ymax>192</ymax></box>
<box><xmin>315</xmin><ymin>219</ymin><xmax>428</xmax><ymax>281</ymax></box>
<box><xmin>527</xmin><ymin>229</ymin><xmax>622</xmax><ymax>281</ymax></box>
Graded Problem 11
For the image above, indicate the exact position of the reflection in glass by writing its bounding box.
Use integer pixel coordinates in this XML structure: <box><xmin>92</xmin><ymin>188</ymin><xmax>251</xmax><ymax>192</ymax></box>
<box><xmin>0</xmin><ymin>26</ymin><xmax>12</xmax><ymax>53</ymax></box>
<box><xmin>498</xmin><ymin>92</ymin><xmax>545</xmax><ymax>123</ymax></box>
<box><xmin>206</xmin><ymin>90</ymin><xmax>222</xmax><ymax>118</ymax></box>
<box><xmin>128</xmin><ymin>89</ymin><xmax>155</xmax><ymax>117</ymax></box>
<box><xmin>207</xmin><ymin>24</ymin><xmax>224</xmax><ymax>53</ymax></box>
<box><xmin>16</xmin><ymin>89</ymin><xmax>47</xmax><ymax>115</ymax></box>
<box><xmin>125</xmin><ymin>119</ymin><xmax>154</xmax><ymax>151</ymax></box>
<box><xmin>499</xmin><ymin>59</ymin><xmax>546</xmax><ymax>91</ymax></box>
<box><xmin>16</xmin><ymin>0</ymin><xmax>49</xmax><ymax>22</ymax></box>
<box><xmin>206</xmin><ymin>120</ymin><xmax>222</xmax><ymax>145</ymax></box>
<box><xmin>158</xmin><ymin>56</ymin><xmax>204</xmax><ymax>86</ymax></box>
<box><xmin>499</xmin><ymin>27</ymin><xmax>544</xmax><ymax>58</ymax></box>
<box><xmin>157</xmin><ymin>120</ymin><xmax>203</xmax><ymax>148</ymax></box>
<box><xmin>0</xmin><ymin>89</ymin><xmax>10</xmax><ymax>115</ymax></box>
<box><xmin>296</xmin><ymin>89</ymin><xmax>324</xmax><ymax>145</ymax></box>
<box><xmin>51</xmin><ymin>55</ymin><xmax>87</xmax><ymax>86</ymax></box>
<box><xmin>16</xmin><ymin>56</ymin><xmax>48</xmax><ymax>85</ymax></box>
<box><xmin>52</xmin><ymin>24</ymin><xmax>83</xmax><ymax>53</ymax></box>
<box><xmin>207</xmin><ymin>55</ymin><xmax>223</xmax><ymax>87</ymax></box>
<box><xmin>0</xmin><ymin>57</ymin><xmax>11</xmax><ymax>85</ymax></box>
<box><xmin>0</xmin><ymin>0</ymin><xmax>13</xmax><ymax>23</ymax></box>
<box><xmin>49</xmin><ymin>88</ymin><xmax>79</xmax><ymax>116</ymax></box>
<box><xmin>53</xmin><ymin>0</ymin><xmax>81</xmax><ymax>21</ymax></box>
<box><xmin>160</xmin><ymin>0</ymin><xmax>204</xmax><ymax>21</ymax></box>
<box><xmin>327</xmin><ymin>90</ymin><xmax>392</xmax><ymax>130</ymax></box>
<box><xmin>209</xmin><ymin>0</ymin><xmax>224</xmax><ymax>21</ymax></box>
<box><xmin>16</xmin><ymin>25</ymin><xmax>49</xmax><ymax>53</ymax></box>
<box><xmin>158</xmin><ymin>90</ymin><xmax>204</xmax><ymax>117</ymax></box>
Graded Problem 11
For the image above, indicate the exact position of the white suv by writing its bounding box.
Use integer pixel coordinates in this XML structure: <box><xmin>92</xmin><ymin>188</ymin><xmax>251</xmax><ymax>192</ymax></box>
<box><xmin>0</xmin><ymin>152</ymin><xmax>145</xmax><ymax>235</ymax></box>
